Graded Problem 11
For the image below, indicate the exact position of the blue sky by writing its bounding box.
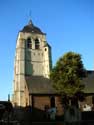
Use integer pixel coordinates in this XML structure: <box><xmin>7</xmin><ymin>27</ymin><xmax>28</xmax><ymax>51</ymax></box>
<box><xmin>0</xmin><ymin>0</ymin><xmax>94</xmax><ymax>100</ymax></box>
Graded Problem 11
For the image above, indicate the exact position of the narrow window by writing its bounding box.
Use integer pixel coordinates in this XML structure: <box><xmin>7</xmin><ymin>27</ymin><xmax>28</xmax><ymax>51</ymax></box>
<box><xmin>27</xmin><ymin>38</ymin><xmax>32</xmax><ymax>49</ymax></box>
<box><xmin>35</xmin><ymin>38</ymin><xmax>40</xmax><ymax>49</ymax></box>
<box><xmin>50</xmin><ymin>96</ymin><xmax>55</xmax><ymax>107</ymax></box>
<box><xmin>92</xmin><ymin>96</ymin><xmax>94</xmax><ymax>104</ymax></box>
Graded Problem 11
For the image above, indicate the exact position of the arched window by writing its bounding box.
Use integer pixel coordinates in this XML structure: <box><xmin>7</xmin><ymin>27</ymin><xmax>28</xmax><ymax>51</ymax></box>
<box><xmin>35</xmin><ymin>38</ymin><xmax>40</xmax><ymax>49</ymax></box>
<box><xmin>27</xmin><ymin>38</ymin><xmax>32</xmax><ymax>49</ymax></box>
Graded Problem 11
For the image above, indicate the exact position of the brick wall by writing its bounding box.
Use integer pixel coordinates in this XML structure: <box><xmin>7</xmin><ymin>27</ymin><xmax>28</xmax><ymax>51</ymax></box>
<box><xmin>30</xmin><ymin>95</ymin><xmax>64</xmax><ymax>116</ymax></box>
<box><xmin>34</xmin><ymin>96</ymin><xmax>50</xmax><ymax>110</ymax></box>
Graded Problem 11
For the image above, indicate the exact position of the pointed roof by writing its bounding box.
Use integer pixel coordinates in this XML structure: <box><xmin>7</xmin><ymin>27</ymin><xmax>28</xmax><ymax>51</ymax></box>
<box><xmin>21</xmin><ymin>19</ymin><xmax>44</xmax><ymax>34</ymax></box>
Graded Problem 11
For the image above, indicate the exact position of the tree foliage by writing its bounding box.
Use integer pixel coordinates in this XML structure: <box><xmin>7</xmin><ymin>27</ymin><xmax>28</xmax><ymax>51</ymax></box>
<box><xmin>50</xmin><ymin>51</ymin><xmax>87</xmax><ymax>98</ymax></box>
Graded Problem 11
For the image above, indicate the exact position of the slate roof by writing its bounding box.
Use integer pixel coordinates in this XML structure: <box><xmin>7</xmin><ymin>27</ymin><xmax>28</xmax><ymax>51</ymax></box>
<box><xmin>25</xmin><ymin>70</ymin><xmax>94</xmax><ymax>95</ymax></box>
<box><xmin>21</xmin><ymin>20</ymin><xmax>44</xmax><ymax>34</ymax></box>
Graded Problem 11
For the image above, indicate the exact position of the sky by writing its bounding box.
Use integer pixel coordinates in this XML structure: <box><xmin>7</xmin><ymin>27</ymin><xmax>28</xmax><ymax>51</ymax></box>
<box><xmin>0</xmin><ymin>0</ymin><xmax>94</xmax><ymax>100</ymax></box>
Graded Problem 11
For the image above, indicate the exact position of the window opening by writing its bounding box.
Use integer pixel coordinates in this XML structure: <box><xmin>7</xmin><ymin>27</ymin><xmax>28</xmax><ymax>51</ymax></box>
<box><xmin>50</xmin><ymin>96</ymin><xmax>55</xmax><ymax>107</ymax></box>
<box><xmin>27</xmin><ymin>38</ymin><xmax>32</xmax><ymax>49</ymax></box>
<box><xmin>35</xmin><ymin>39</ymin><xmax>40</xmax><ymax>49</ymax></box>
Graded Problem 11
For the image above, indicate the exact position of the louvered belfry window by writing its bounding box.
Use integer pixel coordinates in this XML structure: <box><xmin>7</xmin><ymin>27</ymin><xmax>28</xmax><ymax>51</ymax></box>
<box><xmin>35</xmin><ymin>39</ymin><xmax>40</xmax><ymax>49</ymax></box>
<box><xmin>27</xmin><ymin>38</ymin><xmax>32</xmax><ymax>49</ymax></box>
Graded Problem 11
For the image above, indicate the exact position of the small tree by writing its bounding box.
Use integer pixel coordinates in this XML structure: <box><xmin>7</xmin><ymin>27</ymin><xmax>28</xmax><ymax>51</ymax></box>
<box><xmin>50</xmin><ymin>51</ymin><xmax>87</xmax><ymax>105</ymax></box>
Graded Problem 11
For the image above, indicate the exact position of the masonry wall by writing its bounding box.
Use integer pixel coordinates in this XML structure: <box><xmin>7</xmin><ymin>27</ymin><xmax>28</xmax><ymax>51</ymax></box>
<box><xmin>30</xmin><ymin>95</ymin><xmax>64</xmax><ymax>116</ymax></box>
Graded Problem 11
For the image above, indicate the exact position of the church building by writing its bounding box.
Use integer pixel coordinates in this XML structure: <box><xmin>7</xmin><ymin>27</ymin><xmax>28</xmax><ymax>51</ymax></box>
<box><xmin>12</xmin><ymin>20</ymin><xmax>63</xmax><ymax>115</ymax></box>
<box><xmin>12</xmin><ymin>19</ymin><xmax>94</xmax><ymax>117</ymax></box>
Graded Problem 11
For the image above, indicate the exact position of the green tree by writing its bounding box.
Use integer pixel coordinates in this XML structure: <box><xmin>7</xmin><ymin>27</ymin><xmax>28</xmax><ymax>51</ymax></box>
<box><xmin>50</xmin><ymin>51</ymin><xmax>87</xmax><ymax>105</ymax></box>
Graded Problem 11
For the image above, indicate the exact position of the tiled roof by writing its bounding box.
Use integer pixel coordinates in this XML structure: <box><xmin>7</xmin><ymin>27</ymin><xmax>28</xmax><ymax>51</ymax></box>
<box><xmin>26</xmin><ymin>76</ymin><xmax>55</xmax><ymax>94</ymax></box>
<box><xmin>25</xmin><ymin>70</ymin><xmax>94</xmax><ymax>94</ymax></box>
<box><xmin>83</xmin><ymin>70</ymin><xmax>94</xmax><ymax>93</ymax></box>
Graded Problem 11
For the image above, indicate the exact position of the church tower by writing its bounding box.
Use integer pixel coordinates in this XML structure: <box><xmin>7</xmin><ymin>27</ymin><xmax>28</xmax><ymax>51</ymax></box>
<box><xmin>13</xmin><ymin>20</ymin><xmax>52</xmax><ymax>106</ymax></box>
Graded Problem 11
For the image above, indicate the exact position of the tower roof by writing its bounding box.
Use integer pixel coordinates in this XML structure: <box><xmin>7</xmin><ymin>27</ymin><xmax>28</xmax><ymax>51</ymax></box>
<box><xmin>21</xmin><ymin>20</ymin><xmax>44</xmax><ymax>34</ymax></box>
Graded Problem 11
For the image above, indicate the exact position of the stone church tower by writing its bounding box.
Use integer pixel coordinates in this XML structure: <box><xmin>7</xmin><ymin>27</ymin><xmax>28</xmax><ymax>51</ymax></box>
<box><xmin>13</xmin><ymin>20</ymin><xmax>52</xmax><ymax>106</ymax></box>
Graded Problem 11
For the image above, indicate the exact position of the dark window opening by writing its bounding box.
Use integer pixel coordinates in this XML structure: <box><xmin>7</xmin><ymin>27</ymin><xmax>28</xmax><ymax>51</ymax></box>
<box><xmin>50</xmin><ymin>96</ymin><xmax>55</xmax><ymax>108</ymax></box>
<box><xmin>92</xmin><ymin>96</ymin><xmax>94</xmax><ymax>104</ymax></box>
<box><xmin>45</xmin><ymin>48</ymin><xmax>47</xmax><ymax>51</ymax></box>
<box><xmin>35</xmin><ymin>39</ymin><xmax>40</xmax><ymax>49</ymax></box>
<box><xmin>27</xmin><ymin>38</ymin><xmax>32</xmax><ymax>49</ymax></box>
